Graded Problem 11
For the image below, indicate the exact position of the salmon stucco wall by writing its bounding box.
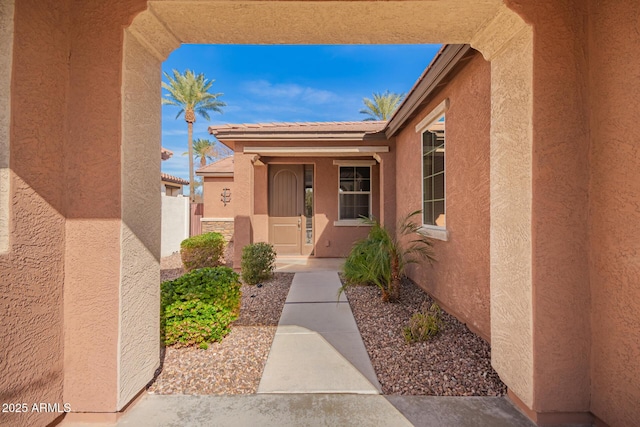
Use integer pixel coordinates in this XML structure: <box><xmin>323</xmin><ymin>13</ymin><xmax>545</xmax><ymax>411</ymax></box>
<box><xmin>230</xmin><ymin>150</ymin><xmax>382</xmax><ymax>262</ymax></box>
<box><xmin>63</xmin><ymin>0</ymin><xmax>147</xmax><ymax>415</ymax></box>
<box><xmin>309</xmin><ymin>157</ymin><xmax>380</xmax><ymax>258</ymax></box>
<box><xmin>396</xmin><ymin>52</ymin><xmax>492</xmax><ymax>340</ymax></box>
<box><xmin>203</xmin><ymin>177</ymin><xmax>234</xmax><ymax>219</ymax></box>
<box><xmin>504</xmin><ymin>0</ymin><xmax>592</xmax><ymax>417</ymax></box>
<box><xmin>588</xmin><ymin>1</ymin><xmax>640</xmax><ymax>425</ymax></box>
<box><xmin>0</xmin><ymin>1</ymin><xmax>68</xmax><ymax>426</ymax></box>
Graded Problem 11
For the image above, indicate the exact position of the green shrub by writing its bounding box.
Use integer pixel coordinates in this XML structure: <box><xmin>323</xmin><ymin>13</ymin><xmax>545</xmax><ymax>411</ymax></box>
<box><xmin>403</xmin><ymin>303</ymin><xmax>442</xmax><ymax>343</ymax></box>
<box><xmin>341</xmin><ymin>211</ymin><xmax>434</xmax><ymax>302</ymax></box>
<box><xmin>161</xmin><ymin>267</ymin><xmax>241</xmax><ymax>348</ymax></box>
<box><xmin>180</xmin><ymin>232</ymin><xmax>226</xmax><ymax>271</ymax></box>
<box><xmin>163</xmin><ymin>299</ymin><xmax>236</xmax><ymax>349</ymax></box>
<box><xmin>241</xmin><ymin>242</ymin><xmax>276</xmax><ymax>285</ymax></box>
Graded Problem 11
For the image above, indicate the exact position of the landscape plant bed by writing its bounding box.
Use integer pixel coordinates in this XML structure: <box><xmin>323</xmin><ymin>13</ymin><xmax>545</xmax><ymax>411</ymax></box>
<box><xmin>344</xmin><ymin>277</ymin><xmax>507</xmax><ymax>396</ymax></box>
<box><xmin>148</xmin><ymin>271</ymin><xmax>294</xmax><ymax>395</ymax></box>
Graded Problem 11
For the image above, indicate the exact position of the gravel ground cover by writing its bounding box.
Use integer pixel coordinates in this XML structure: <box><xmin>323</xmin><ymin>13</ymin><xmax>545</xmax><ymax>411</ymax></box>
<box><xmin>155</xmin><ymin>248</ymin><xmax>504</xmax><ymax>397</ymax></box>
<box><xmin>148</xmin><ymin>270</ymin><xmax>293</xmax><ymax>395</ymax></box>
<box><xmin>344</xmin><ymin>278</ymin><xmax>507</xmax><ymax>396</ymax></box>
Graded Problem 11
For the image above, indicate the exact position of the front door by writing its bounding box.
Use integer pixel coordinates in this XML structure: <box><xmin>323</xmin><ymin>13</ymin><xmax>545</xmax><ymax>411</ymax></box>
<box><xmin>269</xmin><ymin>165</ymin><xmax>304</xmax><ymax>255</ymax></box>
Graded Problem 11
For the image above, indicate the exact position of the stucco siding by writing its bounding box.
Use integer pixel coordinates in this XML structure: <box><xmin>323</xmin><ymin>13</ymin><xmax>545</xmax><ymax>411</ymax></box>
<box><xmin>0</xmin><ymin>2</ymin><xmax>68</xmax><ymax>426</ymax></box>
<box><xmin>588</xmin><ymin>1</ymin><xmax>640</xmax><ymax>425</ymax></box>
<box><xmin>119</xmin><ymin>29</ymin><xmax>161</xmax><ymax>409</ymax></box>
<box><xmin>203</xmin><ymin>177</ymin><xmax>234</xmax><ymax>219</ymax></box>
<box><xmin>396</xmin><ymin>52</ymin><xmax>492</xmax><ymax>341</ymax></box>
<box><xmin>0</xmin><ymin>0</ymin><xmax>13</xmax><ymax>253</ymax></box>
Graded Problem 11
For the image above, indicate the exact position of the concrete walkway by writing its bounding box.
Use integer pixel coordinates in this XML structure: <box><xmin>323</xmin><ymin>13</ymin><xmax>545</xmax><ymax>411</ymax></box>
<box><xmin>257</xmin><ymin>271</ymin><xmax>381</xmax><ymax>394</ymax></box>
<box><xmin>63</xmin><ymin>265</ymin><xmax>535</xmax><ymax>427</ymax></box>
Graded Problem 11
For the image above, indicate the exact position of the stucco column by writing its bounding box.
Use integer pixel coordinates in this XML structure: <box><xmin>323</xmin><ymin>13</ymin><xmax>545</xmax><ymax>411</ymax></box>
<box><xmin>376</xmin><ymin>151</ymin><xmax>396</xmax><ymax>233</ymax></box>
<box><xmin>473</xmin><ymin>1</ymin><xmax>592</xmax><ymax>421</ymax></box>
<box><xmin>233</xmin><ymin>147</ymin><xmax>254</xmax><ymax>268</ymax></box>
<box><xmin>64</xmin><ymin>2</ymin><xmax>168</xmax><ymax>417</ymax></box>
<box><xmin>472</xmin><ymin>9</ymin><xmax>535</xmax><ymax>408</ymax></box>
<box><xmin>252</xmin><ymin>162</ymin><xmax>269</xmax><ymax>244</ymax></box>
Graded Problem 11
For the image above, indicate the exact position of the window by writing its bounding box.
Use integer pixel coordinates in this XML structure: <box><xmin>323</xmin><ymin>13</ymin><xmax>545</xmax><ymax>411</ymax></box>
<box><xmin>338</xmin><ymin>166</ymin><xmax>371</xmax><ymax>220</ymax></box>
<box><xmin>422</xmin><ymin>116</ymin><xmax>445</xmax><ymax>228</ymax></box>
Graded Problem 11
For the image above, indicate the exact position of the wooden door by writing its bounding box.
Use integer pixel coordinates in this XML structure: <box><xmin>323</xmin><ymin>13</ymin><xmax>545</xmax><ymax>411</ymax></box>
<box><xmin>269</xmin><ymin>165</ymin><xmax>304</xmax><ymax>255</ymax></box>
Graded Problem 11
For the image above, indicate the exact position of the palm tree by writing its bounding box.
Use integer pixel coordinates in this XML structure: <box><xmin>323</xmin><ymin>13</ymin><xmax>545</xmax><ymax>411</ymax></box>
<box><xmin>359</xmin><ymin>90</ymin><xmax>404</xmax><ymax>121</ymax></box>
<box><xmin>184</xmin><ymin>138</ymin><xmax>231</xmax><ymax>168</ymax></box>
<box><xmin>162</xmin><ymin>69</ymin><xmax>225</xmax><ymax>202</ymax></box>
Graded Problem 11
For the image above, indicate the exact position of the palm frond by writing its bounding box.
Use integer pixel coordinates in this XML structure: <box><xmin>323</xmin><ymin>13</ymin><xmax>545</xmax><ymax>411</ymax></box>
<box><xmin>359</xmin><ymin>90</ymin><xmax>404</xmax><ymax>121</ymax></box>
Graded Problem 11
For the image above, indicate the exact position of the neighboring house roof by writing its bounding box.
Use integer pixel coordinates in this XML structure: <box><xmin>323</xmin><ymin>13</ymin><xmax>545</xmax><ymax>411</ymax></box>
<box><xmin>161</xmin><ymin>147</ymin><xmax>173</xmax><ymax>161</ymax></box>
<box><xmin>196</xmin><ymin>156</ymin><xmax>234</xmax><ymax>177</ymax></box>
<box><xmin>209</xmin><ymin>121</ymin><xmax>387</xmax><ymax>150</ymax></box>
<box><xmin>161</xmin><ymin>173</ymin><xmax>189</xmax><ymax>186</ymax></box>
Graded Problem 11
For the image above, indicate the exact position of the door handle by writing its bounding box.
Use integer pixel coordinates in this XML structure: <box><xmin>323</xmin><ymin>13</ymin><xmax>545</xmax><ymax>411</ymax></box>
<box><xmin>297</xmin><ymin>218</ymin><xmax>301</xmax><ymax>230</ymax></box>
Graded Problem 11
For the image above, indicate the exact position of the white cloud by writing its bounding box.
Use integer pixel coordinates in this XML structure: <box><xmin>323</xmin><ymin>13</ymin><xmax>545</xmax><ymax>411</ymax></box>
<box><xmin>161</xmin><ymin>129</ymin><xmax>189</xmax><ymax>136</ymax></box>
<box><xmin>242</xmin><ymin>80</ymin><xmax>338</xmax><ymax>105</ymax></box>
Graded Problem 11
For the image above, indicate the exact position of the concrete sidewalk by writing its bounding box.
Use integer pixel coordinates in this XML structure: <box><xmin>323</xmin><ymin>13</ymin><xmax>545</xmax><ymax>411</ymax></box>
<box><xmin>257</xmin><ymin>271</ymin><xmax>381</xmax><ymax>394</ymax></box>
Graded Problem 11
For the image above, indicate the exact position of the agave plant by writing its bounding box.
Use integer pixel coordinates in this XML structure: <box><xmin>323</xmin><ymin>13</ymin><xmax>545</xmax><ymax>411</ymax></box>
<box><xmin>341</xmin><ymin>210</ymin><xmax>434</xmax><ymax>302</ymax></box>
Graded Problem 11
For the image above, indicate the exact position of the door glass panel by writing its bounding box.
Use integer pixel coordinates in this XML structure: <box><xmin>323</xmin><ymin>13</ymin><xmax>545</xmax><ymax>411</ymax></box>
<box><xmin>304</xmin><ymin>165</ymin><xmax>313</xmax><ymax>245</ymax></box>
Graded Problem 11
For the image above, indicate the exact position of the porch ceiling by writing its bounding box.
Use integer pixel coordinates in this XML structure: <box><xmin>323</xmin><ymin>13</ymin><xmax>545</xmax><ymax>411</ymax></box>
<box><xmin>243</xmin><ymin>146</ymin><xmax>389</xmax><ymax>157</ymax></box>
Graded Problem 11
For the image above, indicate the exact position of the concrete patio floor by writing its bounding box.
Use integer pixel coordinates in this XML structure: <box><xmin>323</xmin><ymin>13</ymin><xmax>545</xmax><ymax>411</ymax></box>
<box><xmin>275</xmin><ymin>256</ymin><xmax>344</xmax><ymax>273</ymax></box>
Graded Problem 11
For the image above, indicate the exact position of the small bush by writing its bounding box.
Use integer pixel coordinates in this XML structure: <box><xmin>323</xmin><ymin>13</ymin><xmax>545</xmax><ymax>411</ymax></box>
<box><xmin>161</xmin><ymin>267</ymin><xmax>241</xmax><ymax>348</ymax></box>
<box><xmin>162</xmin><ymin>299</ymin><xmax>236</xmax><ymax>348</ymax></box>
<box><xmin>180</xmin><ymin>232</ymin><xmax>226</xmax><ymax>271</ymax></box>
<box><xmin>403</xmin><ymin>303</ymin><xmax>443</xmax><ymax>343</ymax></box>
<box><xmin>241</xmin><ymin>242</ymin><xmax>276</xmax><ymax>285</ymax></box>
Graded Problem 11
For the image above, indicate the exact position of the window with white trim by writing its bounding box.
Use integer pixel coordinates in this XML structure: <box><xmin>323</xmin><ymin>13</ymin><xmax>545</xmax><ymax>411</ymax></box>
<box><xmin>338</xmin><ymin>166</ymin><xmax>371</xmax><ymax>220</ymax></box>
<box><xmin>422</xmin><ymin>116</ymin><xmax>445</xmax><ymax>227</ymax></box>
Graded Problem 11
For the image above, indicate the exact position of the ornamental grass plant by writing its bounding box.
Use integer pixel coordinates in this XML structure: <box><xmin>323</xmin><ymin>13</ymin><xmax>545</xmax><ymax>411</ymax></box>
<box><xmin>341</xmin><ymin>210</ymin><xmax>434</xmax><ymax>302</ymax></box>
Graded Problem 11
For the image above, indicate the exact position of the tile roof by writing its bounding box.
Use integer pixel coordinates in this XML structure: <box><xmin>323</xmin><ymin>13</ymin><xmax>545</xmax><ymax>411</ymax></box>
<box><xmin>161</xmin><ymin>147</ymin><xmax>173</xmax><ymax>160</ymax></box>
<box><xmin>196</xmin><ymin>156</ymin><xmax>234</xmax><ymax>174</ymax></box>
<box><xmin>161</xmin><ymin>173</ymin><xmax>189</xmax><ymax>185</ymax></box>
<box><xmin>209</xmin><ymin>121</ymin><xmax>387</xmax><ymax>135</ymax></box>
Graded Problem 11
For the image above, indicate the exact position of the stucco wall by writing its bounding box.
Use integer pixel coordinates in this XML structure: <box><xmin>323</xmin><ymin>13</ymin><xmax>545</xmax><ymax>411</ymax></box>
<box><xmin>396</xmin><ymin>52</ymin><xmax>492</xmax><ymax>340</ymax></box>
<box><xmin>63</xmin><ymin>0</ymin><xmax>148</xmax><ymax>415</ymax></box>
<box><xmin>119</xmin><ymin>29</ymin><xmax>162</xmax><ymax>409</ymax></box>
<box><xmin>4</xmin><ymin>1</ymin><xmax>639</xmax><ymax>425</ymax></box>
<box><xmin>588</xmin><ymin>1</ymin><xmax>640</xmax><ymax>425</ymax></box>
<box><xmin>313</xmin><ymin>157</ymin><xmax>380</xmax><ymax>258</ymax></box>
<box><xmin>0</xmin><ymin>0</ymin><xmax>13</xmax><ymax>254</ymax></box>
<box><xmin>0</xmin><ymin>2</ymin><xmax>68</xmax><ymax>426</ymax></box>
<box><xmin>161</xmin><ymin>194</ymin><xmax>190</xmax><ymax>256</ymax></box>
<box><xmin>231</xmin><ymin>145</ymin><xmax>383</xmax><ymax>261</ymax></box>
<box><xmin>203</xmin><ymin>177</ymin><xmax>234</xmax><ymax>219</ymax></box>
<box><xmin>500</xmin><ymin>0</ymin><xmax>593</xmax><ymax>417</ymax></box>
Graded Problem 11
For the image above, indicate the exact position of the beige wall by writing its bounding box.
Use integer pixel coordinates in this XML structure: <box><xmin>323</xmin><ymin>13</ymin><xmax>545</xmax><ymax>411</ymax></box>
<box><xmin>588</xmin><ymin>1</ymin><xmax>640</xmax><ymax>426</ymax></box>
<box><xmin>396</xmin><ymin>52</ymin><xmax>491</xmax><ymax>341</ymax></box>
<box><xmin>202</xmin><ymin>176</ymin><xmax>234</xmax><ymax>219</ymax></box>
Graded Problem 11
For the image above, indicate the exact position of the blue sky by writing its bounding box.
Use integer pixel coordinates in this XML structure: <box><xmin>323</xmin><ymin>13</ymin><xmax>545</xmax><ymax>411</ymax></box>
<box><xmin>161</xmin><ymin>44</ymin><xmax>441</xmax><ymax>181</ymax></box>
